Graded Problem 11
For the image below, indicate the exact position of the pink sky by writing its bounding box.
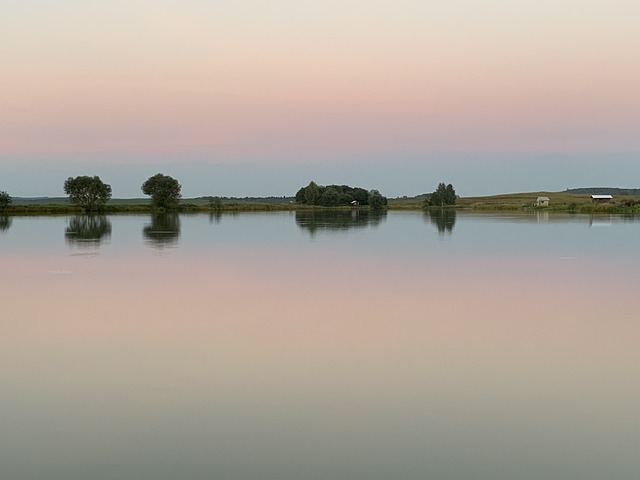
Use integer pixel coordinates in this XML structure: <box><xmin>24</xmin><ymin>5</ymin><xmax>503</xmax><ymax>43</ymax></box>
<box><xmin>1</xmin><ymin>0</ymin><xmax>639</xmax><ymax>196</ymax></box>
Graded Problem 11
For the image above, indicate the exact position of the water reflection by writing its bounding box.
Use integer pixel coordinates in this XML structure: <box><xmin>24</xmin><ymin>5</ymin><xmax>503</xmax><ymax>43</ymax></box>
<box><xmin>208</xmin><ymin>210</ymin><xmax>222</xmax><ymax>224</ymax></box>
<box><xmin>588</xmin><ymin>215</ymin><xmax>612</xmax><ymax>227</ymax></box>
<box><xmin>427</xmin><ymin>209</ymin><xmax>456</xmax><ymax>235</ymax></box>
<box><xmin>65</xmin><ymin>215</ymin><xmax>112</xmax><ymax>246</ymax></box>
<box><xmin>0</xmin><ymin>215</ymin><xmax>11</xmax><ymax>233</ymax></box>
<box><xmin>143</xmin><ymin>213</ymin><xmax>181</xmax><ymax>247</ymax></box>
<box><xmin>295</xmin><ymin>209</ymin><xmax>386</xmax><ymax>236</ymax></box>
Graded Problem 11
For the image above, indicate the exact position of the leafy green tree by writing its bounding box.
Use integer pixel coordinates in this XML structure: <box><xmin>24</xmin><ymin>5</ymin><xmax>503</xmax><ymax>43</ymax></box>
<box><xmin>319</xmin><ymin>187</ymin><xmax>340</xmax><ymax>206</ymax></box>
<box><xmin>445</xmin><ymin>184</ymin><xmax>457</xmax><ymax>205</ymax></box>
<box><xmin>368</xmin><ymin>190</ymin><xmax>388</xmax><ymax>210</ymax></box>
<box><xmin>304</xmin><ymin>181</ymin><xmax>320</xmax><ymax>205</ymax></box>
<box><xmin>141</xmin><ymin>173</ymin><xmax>182</xmax><ymax>209</ymax></box>
<box><xmin>0</xmin><ymin>191</ymin><xmax>11</xmax><ymax>210</ymax></box>
<box><xmin>296</xmin><ymin>182</ymin><xmax>382</xmax><ymax>207</ymax></box>
<box><xmin>426</xmin><ymin>182</ymin><xmax>457</xmax><ymax>207</ymax></box>
<box><xmin>64</xmin><ymin>176</ymin><xmax>112</xmax><ymax>211</ymax></box>
<box><xmin>352</xmin><ymin>187</ymin><xmax>369</xmax><ymax>205</ymax></box>
<box><xmin>295</xmin><ymin>187</ymin><xmax>307</xmax><ymax>204</ymax></box>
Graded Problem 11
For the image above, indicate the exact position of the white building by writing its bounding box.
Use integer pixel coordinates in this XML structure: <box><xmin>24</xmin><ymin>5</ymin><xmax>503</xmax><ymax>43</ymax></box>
<box><xmin>590</xmin><ymin>194</ymin><xmax>613</xmax><ymax>203</ymax></box>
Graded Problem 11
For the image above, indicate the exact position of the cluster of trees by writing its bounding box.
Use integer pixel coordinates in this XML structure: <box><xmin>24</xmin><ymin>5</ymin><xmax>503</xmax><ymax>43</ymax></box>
<box><xmin>62</xmin><ymin>173</ymin><xmax>182</xmax><ymax>211</ymax></box>
<box><xmin>425</xmin><ymin>182</ymin><xmax>457</xmax><ymax>207</ymax></box>
<box><xmin>295</xmin><ymin>182</ymin><xmax>388</xmax><ymax>210</ymax></box>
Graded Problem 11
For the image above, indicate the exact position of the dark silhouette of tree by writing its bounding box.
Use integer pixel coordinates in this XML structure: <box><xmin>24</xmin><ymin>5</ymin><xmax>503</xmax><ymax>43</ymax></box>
<box><xmin>141</xmin><ymin>174</ymin><xmax>182</xmax><ymax>209</ymax></box>
<box><xmin>319</xmin><ymin>187</ymin><xmax>340</xmax><ymax>206</ymax></box>
<box><xmin>64</xmin><ymin>176</ymin><xmax>112</xmax><ymax>211</ymax></box>
<box><xmin>368</xmin><ymin>190</ymin><xmax>387</xmax><ymax>210</ymax></box>
<box><xmin>426</xmin><ymin>182</ymin><xmax>457</xmax><ymax>207</ymax></box>
<box><xmin>303</xmin><ymin>181</ymin><xmax>320</xmax><ymax>205</ymax></box>
<box><xmin>65</xmin><ymin>215</ymin><xmax>112</xmax><ymax>246</ymax></box>
<box><xmin>0</xmin><ymin>191</ymin><xmax>11</xmax><ymax>210</ymax></box>
<box><xmin>295</xmin><ymin>181</ymin><xmax>386</xmax><ymax>207</ymax></box>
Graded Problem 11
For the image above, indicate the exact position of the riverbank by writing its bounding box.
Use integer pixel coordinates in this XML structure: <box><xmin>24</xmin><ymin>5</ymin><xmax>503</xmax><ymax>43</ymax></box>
<box><xmin>2</xmin><ymin>191</ymin><xmax>640</xmax><ymax>215</ymax></box>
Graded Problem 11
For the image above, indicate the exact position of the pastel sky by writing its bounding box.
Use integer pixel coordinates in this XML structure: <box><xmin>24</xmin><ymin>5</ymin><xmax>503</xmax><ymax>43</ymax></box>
<box><xmin>1</xmin><ymin>0</ymin><xmax>639</xmax><ymax>197</ymax></box>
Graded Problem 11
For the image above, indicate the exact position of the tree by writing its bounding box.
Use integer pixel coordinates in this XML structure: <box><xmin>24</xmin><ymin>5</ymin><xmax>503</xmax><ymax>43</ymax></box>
<box><xmin>0</xmin><ymin>191</ymin><xmax>11</xmax><ymax>210</ymax></box>
<box><xmin>319</xmin><ymin>187</ymin><xmax>340</xmax><ymax>206</ymax></box>
<box><xmin>445</xmin><ymin>184</ymin><xmax>457</xmax><ymax>205</ymax></box>
<box><xmin>303</xmin><ymin>181</ymin><xmax>320</xmax><ymax>205</ymax></box>
<box><xmin>368</xmin><ymin>190</ymin><xmax>387</xmax><ymax>210</ymax></box>
<box><xmin>64</xmin><ymin>176</ymin><xmax>112</xmax><ymax>211</ymax></box>
<box><xmin>141</xmin><ymin>173</ymin><xmax>182</xmax><ymax>209</ymax></box>
<box><xmin>295</xmin><ymin>182</ymin><xmax>383</xmax><ymax>207</ymax></box>
<box><xmin>426</xmin><ymin>182</ymin><xmax>456</xmax><ymax>207</ymax></box>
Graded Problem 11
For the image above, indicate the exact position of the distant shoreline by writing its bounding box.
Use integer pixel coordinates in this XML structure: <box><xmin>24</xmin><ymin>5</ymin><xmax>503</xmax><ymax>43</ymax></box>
<box><xmin>3</xmin><ymin>192</ymin><xmax>640</xmax><ymax>216</ymax></box>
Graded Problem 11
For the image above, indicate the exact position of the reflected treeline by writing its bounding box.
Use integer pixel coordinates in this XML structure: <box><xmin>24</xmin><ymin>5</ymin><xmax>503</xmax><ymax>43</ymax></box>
<box><xmin>65</xmin><ymin>215</ymin><xmax>112</xmax><ymax>246</ymax></box>
<box><xmin>426</xmin><ymin>209</ymin><xmax>456</xmax><ymax>235</ymax></box>
<box><xmin>589</xmin><ymin>213</ymin><xmax>640</xmax><ymax>226</ymax></box>
<box><xmin>0</xmin><ymin>216</ymin><xmax>11</xmax><ymax>233</ymax></box>
<box><xmin>295</xmin><ymin>209</ymin><xmax>387</xmax><ymax>236</ymax></box>
<box><xmin>209</xmin><ymin>210</ymin><xmax>222</xmax><ymax>224</ymax></box>
<box><xmin>143</xmin><ymin>213</ymin><xmax>181</xmax><ymax>247</ymax></box>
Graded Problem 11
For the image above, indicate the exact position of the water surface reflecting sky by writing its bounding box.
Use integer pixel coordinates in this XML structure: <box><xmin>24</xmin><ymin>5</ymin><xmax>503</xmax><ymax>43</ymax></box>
<box><xmin>1</xmin><ymin>212</ymin><xmax>639</xmax><ymax>480</ymax></box>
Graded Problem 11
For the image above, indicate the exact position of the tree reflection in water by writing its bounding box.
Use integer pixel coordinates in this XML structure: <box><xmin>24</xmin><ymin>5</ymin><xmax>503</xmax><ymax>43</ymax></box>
<box><xmin>0</xmin><ymin>216</ymin><xmax>11</xmax><ymax>233</ymax></box>
<box><xmin>295</xmin><ymin>209</ymin><xmax>387</xmax><ymax>237</ymax></box>
<box><xmin>65</xmin><ymin>215</ymin><xmax>112</xmax><ymax>246</ymax></box>
<box><xmin>209</xmin><ymin>210</ymin><xmax>222</xmax><ymax>224</ymax></box>
<box><xmin>427</xmin><ymin>209</ymin><xmax>456</xmax><ymax>235</ymax></box>
<box><xmin>143</xmin><ymin>213</ymin><xmax>181</xmax><ymax>248</ymax></box>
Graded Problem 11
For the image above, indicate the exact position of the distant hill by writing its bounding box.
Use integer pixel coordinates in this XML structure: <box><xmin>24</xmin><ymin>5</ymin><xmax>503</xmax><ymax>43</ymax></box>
<box><xmin>564</xmin><ymin>187</ymin><xmax>640</xmax><ymax>196</ymax></box>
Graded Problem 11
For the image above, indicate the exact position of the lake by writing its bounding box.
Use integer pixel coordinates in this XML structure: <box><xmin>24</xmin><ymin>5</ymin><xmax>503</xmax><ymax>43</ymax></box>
<box><xmin>1</xmin><ymin>210</ymin><xmax>639</xmax><ymax>480</ymax></box>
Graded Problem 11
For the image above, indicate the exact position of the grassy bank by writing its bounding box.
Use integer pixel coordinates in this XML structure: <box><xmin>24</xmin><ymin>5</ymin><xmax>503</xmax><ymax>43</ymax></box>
<box><xmin>4</xmin><ymin>191</ymin><xmax>640</xmax><ymax>215</ymax></box>
<box><xmin>1</xmin><ymin>202</ymin><xmax>322</xmax><ymax>215</ymax></box>
<box><xmin>389</xmin><ymin>191</ymin><xmax>640</xmax><ymax>214</ymax></box>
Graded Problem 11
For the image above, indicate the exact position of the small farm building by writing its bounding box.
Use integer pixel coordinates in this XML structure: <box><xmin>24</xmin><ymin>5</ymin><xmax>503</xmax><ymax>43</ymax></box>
<box><xmin>591</xmin><ymin>194</ymin><xmax>613</xmax><ymax>204</ymax></box>
<box><xmin>536</xmin><ymin>196</ymin><xmax>550</xmax><ymax>207</ymax></box>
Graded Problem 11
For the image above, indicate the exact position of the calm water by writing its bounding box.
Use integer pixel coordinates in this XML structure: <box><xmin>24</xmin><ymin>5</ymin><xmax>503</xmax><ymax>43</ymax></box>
<box><xmin>1</xmin><ymin>211</ymin><xmax>639</xmax><ymax>480</ymax></box>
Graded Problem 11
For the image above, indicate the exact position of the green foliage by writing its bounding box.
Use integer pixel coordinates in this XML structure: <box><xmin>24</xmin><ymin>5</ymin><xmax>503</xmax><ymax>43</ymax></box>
<box><xmin>295</xmin><ymin>181</ymin><xmax>386</xmax><ymax>207</ymax></box>
<box><xmin>141</xmin><ymin>173</ymin><xmax>182</xmax><ymax>209</ymax></box>
<box><xmin>368</xmin><ymin>190</ymin><xmax>388</xmax><ymax>210</ymax></box>
<box><xmin>304</xmin><ymin>181</ymin><xmax>320</xmax><ymax>205</ymax></box>
<box><xmin>425</xmin><ymin>182</ymin><xmax>457</xmax><ymax>207</ymax></box>
<box><xmin>0</xmin><ymin>191</ymin><xmax>11</xmax><ymax>209</ymax></box>
<box><xmin>63</xmin><ymin>176</ymin><xmax>112</xmax><ymax>211</ymax></box>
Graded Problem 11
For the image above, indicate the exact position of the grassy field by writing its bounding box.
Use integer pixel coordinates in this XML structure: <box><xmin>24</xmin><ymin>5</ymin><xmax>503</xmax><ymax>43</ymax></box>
<box><xmin>4</xmin><ymin>191</ymin><xmax>640</xmax><ymax>215</ymax></box>
<box><xmin>389</xmin><ymin>190</ymin><xmax>640</xmax><ymax>213</ymax></box>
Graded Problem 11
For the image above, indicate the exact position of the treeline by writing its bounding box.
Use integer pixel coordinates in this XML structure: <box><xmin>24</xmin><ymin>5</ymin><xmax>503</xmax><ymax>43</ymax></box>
<box><xmin>295</xmin><ymin>181</ymin><xmax>387</xmax><ymax>209</ymax></box>
<box><xmin>564</xmin><ymin>187</ymin><xmax>640</xmax><ymax>196</ymax></box>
